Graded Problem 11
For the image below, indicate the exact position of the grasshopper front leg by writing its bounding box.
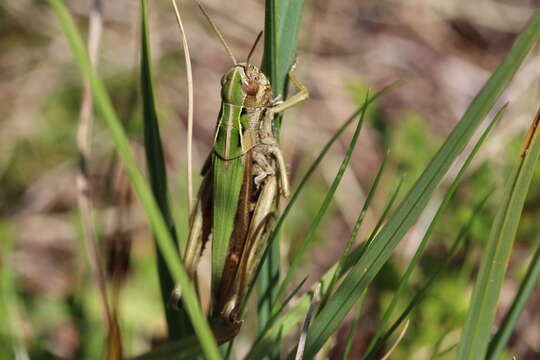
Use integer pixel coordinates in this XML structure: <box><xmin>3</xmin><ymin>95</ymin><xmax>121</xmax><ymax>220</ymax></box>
<box><xmin>269</xmin><ymin>63</ymin><xmax>309</xmax><ymax>114</ymax></box>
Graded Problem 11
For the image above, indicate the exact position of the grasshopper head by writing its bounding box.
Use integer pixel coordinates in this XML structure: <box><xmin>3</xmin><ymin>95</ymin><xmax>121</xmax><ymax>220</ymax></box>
<box><xmin>221</xmin><ymin>64</ymin><xmax>272</xmax><ymax>108</ymax></box>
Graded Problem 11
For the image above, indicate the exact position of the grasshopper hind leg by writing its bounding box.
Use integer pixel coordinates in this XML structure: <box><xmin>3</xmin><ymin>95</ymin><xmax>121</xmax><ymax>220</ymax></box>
<box><xmin>170</xmin><ymin>170</ymin><xmax>213</xmax><ymax>310</ymax></box>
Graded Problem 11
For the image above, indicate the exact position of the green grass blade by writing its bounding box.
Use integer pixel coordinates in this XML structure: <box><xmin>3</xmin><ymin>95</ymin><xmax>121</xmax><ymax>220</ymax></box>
<box><xmin>458</xmin><ymin>108</ymin><xmax>540</xmax><ymax>359</ymax></box>
<box><xmin>140</xmin><ymin>0</ymin><xmax>188</xmax><ymax>340</ymax></box>
<box><xmin>299</xmin><ymin>11</ymin><xmax>540</xmax><ymax>357</ymax></box>
<box><xmin>258</xmin><ymin>0</ymin><xmax>305</xmax><ymax>337</ymax></box>
<box><xmin>486</xmin><ymin>239</ymin><xmax>540</xmax><ymax>359</ymax></box>
<box><xmin>364</xmin><ymin>104</ymin><xmax>506</xmax><ymax>357</ymax></box>
<box><xmin>261</xmin><ymin>0</ymin><xmax>304</xmax><ymax>102</ymax></box>
<box><xmin>46</xmin><ymin>1</ymin><xmax>221</xmax><ymax>358</ymax></box>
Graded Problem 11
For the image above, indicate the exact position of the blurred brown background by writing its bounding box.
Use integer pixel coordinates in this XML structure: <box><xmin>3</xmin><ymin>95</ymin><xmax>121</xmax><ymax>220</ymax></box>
<box><xmin>1</xmin><ymin>0</ymin><xmax>540</xmax><ymax>359</ymax></box>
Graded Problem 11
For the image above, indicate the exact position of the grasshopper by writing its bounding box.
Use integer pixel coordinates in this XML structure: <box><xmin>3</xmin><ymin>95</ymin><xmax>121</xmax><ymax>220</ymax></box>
<box><xmin>178</xmin><ymin>4</ymin><xmax>308</xmax><ymax>341</ymax></box>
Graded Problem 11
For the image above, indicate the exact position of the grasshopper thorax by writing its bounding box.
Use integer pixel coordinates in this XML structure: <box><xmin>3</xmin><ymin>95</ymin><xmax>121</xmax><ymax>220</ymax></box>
<box><xmin>221</xmin><ymin>64</ymin><xmax>272</xmax><ymax>108</ymax></box>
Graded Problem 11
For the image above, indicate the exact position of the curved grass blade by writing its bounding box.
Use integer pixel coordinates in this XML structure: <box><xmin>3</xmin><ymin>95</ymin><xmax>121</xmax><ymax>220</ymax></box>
<box><xmin>140</xmin><ymin>0</ymin><xmax>188</xmax><ymax>339</ymax></box>
<box><xmin>363</xmin><ymin>104</ymin><xmax>507</xmax><ymax>358</ymax></box>
<box><xmin>458</xmin><ymin>106</ymin><xmax>540</xmax><ymax>360</ymax></box>
<box><xmin>300</xmin><ymin>12</ymin><xmax>540</xmax><ymax>358</ymax></box>
<box><xmin>380</xmin><ymin>320</ymin><xmax>410</xmax><ymax>360</ymax></box>
<box><xmin>47</xmin><ymin>1</ymin><xmax>221</xmax><ymax>358</ymax></box>
<box><xmin>486</xmin><ymin>239</ymin><xmax>540</xmax><ymax>359</ymax></box>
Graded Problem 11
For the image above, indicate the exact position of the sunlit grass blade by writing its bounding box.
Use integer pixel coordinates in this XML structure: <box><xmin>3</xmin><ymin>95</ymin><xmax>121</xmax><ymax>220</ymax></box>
<box><xmin>140</xmin><ymin>0</ymin><xmax>187</xmax><ymax>340</ymax></box>
<box><xmin>457</xmin><ymin>106</ymin><xmax>540</xmax><ymax>360</ymax></box>
<box><xmin>46</xmin><ymin>1</ymin><xmax>221</xmax><ymax>358</ymax></box>
<box><xmin>365</xmin><ymin>193</ymin><xmax>490</xmax><ymax>359</ymax></box>
<box><xmin>364</xmin><ymin>104</ymin><xmax>506</xmax><ymax>358</ymax></box>
<box><xmin>300</xmin><ymin>12</ymin><xmax>540</xmax><ymax>358</ymax></box>
<box><xmin>380</xmin><ymin>320</ymin><xmax>410</xmax><ymax>360</ymax></box>
<box><xmin>486</xmin><ymin>240</ymin><xmax>540</xmax><ymax>359</ymax></box>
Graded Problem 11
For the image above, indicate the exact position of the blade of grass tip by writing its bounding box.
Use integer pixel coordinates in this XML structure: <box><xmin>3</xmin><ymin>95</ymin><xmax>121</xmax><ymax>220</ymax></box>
<box><xmin>275</xmin><ymin>91</ymin><xmax>371</xmax><ymax>304</ymax></box>
<box><xmin>320</xmin><ymin>154</ymin><xmax>391</xmax><ymax>311</ymax></box>
<box><xmin>245</xmin><ymin>83</ymin><xmax>400</xmax><ymax>317</ymax></box>
<box><xmin>294</xmin><ymin>284</ymin><xmax>321</xmax><ymax>360</ymax></box>
<box><xmin>140</xmin><ymin>0</ymin><xmax>190</xmax><ymax>339</ymax></box>
<box><xmin>365</xmin><ymin>192</ymin><xmax>491</xmax><ymax>360</ymax></box>
<box><xmin>364</xmin><ymin>104</ymin><xmax>507</xmax><ymax>358</ymax></box>
<box><xmin>0</xmin><ymin>222</ymin><xmax>29</xmax><ymax>360</ymax></box>
<box><xmin>75</xmin><ymin>0</ymin><xmax>113</xmax><ymax>336</ymax></box>
<box><xmin>171</xmin><ymin>0</ymin><xmax>194</xmax><ymax>212</ymax></box>
<box><xmin>300</xmin><ymin>12</ymin><xmax>540</xmax><ymax>358</ymax></box>
<box><xmin>486</xmin><ymin>239</ymin><xmax>540</xmax><ymax>359</ymax></box>
<box><xmin>379</xmin><ymin>319</ymin><xmax>410</xmax><ymax>360</ymax></box>
<box><xmin>458</xmin><ymin>105</ymin><xmax>540</xmax><ymax>360</ymax></box>
<box><xmin>47</xmin><ymin>1</ymin><xmax>221</xmax><ymax>358</ymax></box>
<box><xmin>343</xmin><ymin>290</ymin><xmax>368</xmax><ymax>360</ymax></box>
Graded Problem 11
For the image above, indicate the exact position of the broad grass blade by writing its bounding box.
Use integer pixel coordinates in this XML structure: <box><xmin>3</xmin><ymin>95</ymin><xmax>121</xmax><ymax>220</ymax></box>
<box><xmin>457</xmin><ymin>106</ymin><xmax>540</xmax><ymax>360</ymax></box>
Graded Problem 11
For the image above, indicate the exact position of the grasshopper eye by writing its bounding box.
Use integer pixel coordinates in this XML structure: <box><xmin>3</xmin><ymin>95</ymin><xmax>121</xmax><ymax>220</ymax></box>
<box><xmin>242</xmin><ymin>79</ymin><xmax>259</xmax><ymax>96</ymax></box>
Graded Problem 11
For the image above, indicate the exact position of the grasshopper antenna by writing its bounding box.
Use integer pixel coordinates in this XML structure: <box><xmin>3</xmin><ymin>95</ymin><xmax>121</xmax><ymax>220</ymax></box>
<box><xmin>196</xmin><ymin>1</ymin><xmax>237</xmax><ymax>65</ymax></box>
<box><xmin>246</xmin><ymin>31</ymin><xmax>263</xmax><ymax>67</ymax></box>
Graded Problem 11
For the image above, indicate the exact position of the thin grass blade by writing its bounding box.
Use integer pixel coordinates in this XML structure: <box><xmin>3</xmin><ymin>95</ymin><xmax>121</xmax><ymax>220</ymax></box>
<box><xmin>486</xmin><ymin>239</ymin><xmax>540</xmax><ymax>359</ymax></box>
<box><xmin>457</xmin><ymin>106</ymin><xmax>540</xmax><ymax>360</ymax></box>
